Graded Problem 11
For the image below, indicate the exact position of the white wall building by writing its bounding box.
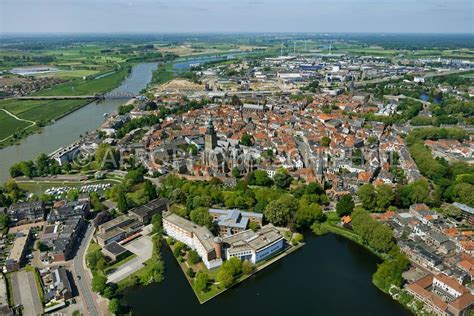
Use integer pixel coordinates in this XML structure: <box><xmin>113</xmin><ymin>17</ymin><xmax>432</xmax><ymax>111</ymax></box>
<box><xmin>163</xmin><ymin>213</ymin><xmax>222</xmax><ymax>269</ymax></box>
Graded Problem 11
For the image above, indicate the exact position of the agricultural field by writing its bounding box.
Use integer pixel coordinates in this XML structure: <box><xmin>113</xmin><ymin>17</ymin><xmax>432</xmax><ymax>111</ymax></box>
<box><xmin>0</xmin><ymin>110</ymin><xmax>32</xmax><ymax>140</ymax></box>
<box><xmin>34</xmin><ymin>64</ymin><xmax>131</xmax><ymax>96</ymax></box>
<box><xmin>0</xmin><ymin>98</ymin><xmax>89</xmax><ymax>146</ymax></box>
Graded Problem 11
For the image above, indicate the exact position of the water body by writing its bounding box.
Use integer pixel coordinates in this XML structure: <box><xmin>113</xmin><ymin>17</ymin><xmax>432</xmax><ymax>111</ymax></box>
<box><xmin>0</xmin><ymin>63</ymin><xmax>158</xmax><ymax>182</ymax></box>
<box><xmin>123</xmin><ymin>234</ymin><xmax>410</xmax><ymax>316</ymax></box>
<box><xmin>420</xmin><ymin>93</ymin><xmax>442</xmax><ymax>104</ymax></box>
<box><xmin>173</xmin><ymin>52</ymin><xmax>249</xmax><ymax>72</ymax></box>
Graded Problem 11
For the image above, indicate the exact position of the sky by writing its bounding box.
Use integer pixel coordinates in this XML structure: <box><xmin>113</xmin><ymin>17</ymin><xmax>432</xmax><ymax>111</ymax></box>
<box><xmin>1</xmin><ymin>0</ymin><xmax>473</xmax><ymax>34</ymax></box>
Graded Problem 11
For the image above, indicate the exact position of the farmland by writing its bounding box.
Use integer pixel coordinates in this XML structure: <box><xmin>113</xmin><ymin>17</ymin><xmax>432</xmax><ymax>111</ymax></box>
<box><xmin>0</xmin><ymin>98</ymin><xmax>89</xmax><ymax>147</ymax></box>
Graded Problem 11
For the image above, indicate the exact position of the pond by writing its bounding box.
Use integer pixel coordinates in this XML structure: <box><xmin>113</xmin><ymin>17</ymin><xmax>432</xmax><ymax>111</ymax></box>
<box><xmin>123</xmin><ymin>233</ymin><xmax>410</xmax><ymax>316</ymax></box>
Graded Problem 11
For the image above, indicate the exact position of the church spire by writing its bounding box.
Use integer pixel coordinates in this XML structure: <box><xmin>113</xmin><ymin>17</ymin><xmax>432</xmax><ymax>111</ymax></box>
<box><xmin>205</xmin><ymin>118</ymin><xmax>217</xmax><ymax>150</ymax></box>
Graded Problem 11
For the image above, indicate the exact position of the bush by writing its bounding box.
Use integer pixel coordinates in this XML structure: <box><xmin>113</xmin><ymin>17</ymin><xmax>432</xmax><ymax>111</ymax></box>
<box><xmin>187</xmin><ymin>250</ymin><xmax>201</xmax><ymax>265</ymax></box>
<box><xmin>293</xmin><ymin>233</ymin><xmax>304</xmax><ymax>244</ymax></box>
<box><xmin>187</xmin><ymin>267</ymin><xmax>195</xmax><ymax>278</ymax></box>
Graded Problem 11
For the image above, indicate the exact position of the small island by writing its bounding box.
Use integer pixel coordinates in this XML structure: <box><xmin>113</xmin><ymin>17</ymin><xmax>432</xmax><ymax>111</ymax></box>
<box><xmin>163</xmin><ymin>209</ymin><xmax>304</xmax><ymax>303</ymax></box>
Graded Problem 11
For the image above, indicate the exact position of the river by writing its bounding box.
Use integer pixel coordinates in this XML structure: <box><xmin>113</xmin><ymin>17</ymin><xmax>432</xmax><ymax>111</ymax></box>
<box><xmin>123</xmin><ymin>234</ymin><xmax>410</xmax><ymax>316</ymax></box>
<box><xmin>0</xmin><ymin>63</ymin><xmax>158</xmax><ymax>182</ymax></box>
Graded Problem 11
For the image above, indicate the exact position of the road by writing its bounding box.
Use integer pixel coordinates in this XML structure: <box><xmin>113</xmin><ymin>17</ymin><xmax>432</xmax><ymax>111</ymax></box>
<box><xmin>73</xmin><ymin>224</ymin><xmax>100</xmax><ymax>316</ymax></box>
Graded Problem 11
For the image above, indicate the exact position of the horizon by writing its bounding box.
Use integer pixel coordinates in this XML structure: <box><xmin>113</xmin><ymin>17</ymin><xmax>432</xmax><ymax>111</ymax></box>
<box><xmin>1</xmin><ymin>0</ymin><xmax>473</xmax><ymax>34</ymax></box>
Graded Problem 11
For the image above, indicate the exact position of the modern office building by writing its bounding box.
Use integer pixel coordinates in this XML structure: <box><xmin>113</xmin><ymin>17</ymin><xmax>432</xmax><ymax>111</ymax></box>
<box><xmin>163</xmin><ymin>212</ymin><xmax>285</xmax><ymax>268</ymax></box>
<box><xmin>163</xmin><ymin>213</ymin><xmax>223</xmax><ymax>269</ymax></box>
<box><xmin>222</xmin><ymin>224</ymin><xmax>284</xmax><ymax>264</ymax></box>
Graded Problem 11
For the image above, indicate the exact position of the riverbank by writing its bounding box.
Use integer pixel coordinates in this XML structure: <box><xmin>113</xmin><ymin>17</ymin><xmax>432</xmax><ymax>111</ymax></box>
<box><xmin>0</xmin><ymin>65</ymin><xmax>132</xmax><ymax>149</ymax></box>
<box><xmin>0</xmin><ymin>62</ymin><xmax>158</xmax><ymax>183</ymax></box>
<box><xmin>0</xmin><ymin>99</ymin><xmax>92</xmax><ymax>148</ymax></box>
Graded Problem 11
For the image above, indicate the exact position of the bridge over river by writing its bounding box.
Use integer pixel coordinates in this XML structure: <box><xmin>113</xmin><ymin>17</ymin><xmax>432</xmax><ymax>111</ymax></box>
<box><xmin>13</xmin><ymin>91</ymin><xmax>137</xmax><ymax>101</ymax></box>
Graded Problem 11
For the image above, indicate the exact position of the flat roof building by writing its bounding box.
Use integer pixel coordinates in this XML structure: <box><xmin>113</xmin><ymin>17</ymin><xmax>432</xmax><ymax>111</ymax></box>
<box><xmin>208</xmin><ymin>208</ymin><xmax>263</xmax><ymax>236</ymax></box>
<box><xmin>163</xmin><ymin>213</ymin><xmax>222</xmax><ymax>269</ymax></box>
<box><xmin>5</xmin><ymin>228</ymin><xmax>31</xmax><ymax>272</ymax></box>
<box><xmin>222</xmin><ymin>224</ymin><xmax>284</xmax><ymax>264</ymax></box>
<box><xmin>129</xmin><ymin>198</ymin><xmax>169</xmax><ymax>224</ymax></box>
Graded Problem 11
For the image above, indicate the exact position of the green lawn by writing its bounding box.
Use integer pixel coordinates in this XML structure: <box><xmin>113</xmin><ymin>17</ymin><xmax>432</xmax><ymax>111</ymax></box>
<box><xmin>105</xmin><ymin>253</ymin><xmax>137</xmax><ymax>274</ymax></box>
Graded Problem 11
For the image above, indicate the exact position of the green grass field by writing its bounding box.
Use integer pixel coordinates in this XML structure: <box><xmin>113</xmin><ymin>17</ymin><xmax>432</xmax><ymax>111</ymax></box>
<box><xmin>34</xmin><ymin>64</ymin><xmax>131</xmax><ymax>96</ymax></box>
<box><xmin>0</xmin><ymin>98</ymin><xmax>89</xmax><ymax>145</ymax></box>
<box><xmin>16</xmin><ymin>179</ymin><xmax>120</xmax><ymax>195</ymax></box>
<box><xmin>0</xmin><ymin>110</ymin><xmax>31</xmax><ymax>140</ymax></box>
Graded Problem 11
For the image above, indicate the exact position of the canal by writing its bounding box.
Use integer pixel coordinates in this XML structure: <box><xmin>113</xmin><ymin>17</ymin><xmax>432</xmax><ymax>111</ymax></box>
<box><xmin>0</xmin><ymin>62</ymin><xmax>158</xmax><ymax>182</ymax></box>
<box><xmin>123</xmin><ymin>233</ymin><xmax>410</xmax><ymax>316</ymax></box>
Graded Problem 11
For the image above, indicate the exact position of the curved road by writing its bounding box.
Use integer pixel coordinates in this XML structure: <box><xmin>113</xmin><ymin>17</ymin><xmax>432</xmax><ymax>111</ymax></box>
<box><xmin>73</xmin><ymin>224</ymin><xmax>100</xmax><ymax>316</ymax></box>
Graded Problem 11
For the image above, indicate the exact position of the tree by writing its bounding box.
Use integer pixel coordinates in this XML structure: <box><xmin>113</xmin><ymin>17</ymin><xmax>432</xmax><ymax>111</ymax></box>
<box><xmin>375</xmin><ymin>184</ymin><xmax>394</xmax><ymax>211</ymax></box>
<box><xmin>372</xmin><ymin>252</ymin><xmax>410</xmax><ymax>292</ymax></box>
<box><xmin>143</xmin><ymin>180</ymin><xmax>157</xmax><ymax>200</ymax></box>
<box><xmin>273</xmin><ymin>168</ymin><xmax>292</xmax><ymax>189</ymax></box>
<box><xmin>221</xmin><ymin>257</ymin><xmax>242</xmax><ymax>276</ymax></box>
<box><xmin>86</xmin><ymin>247</ymin><xmax>106</xmax><ymax>271</ymax></box>
<box><xmin>320</xmin><ymin>136</ymin><xmax>331</xmax><ymax>147</ymax></box>
<box><xmin>369</xmin><ymin>224</ymin><xmax>394</xmax><ymax>253</ymax></box>
<box><xmin>125</xmin><ymin>169</ymin><xmax>144</xmax><ymax>185</ymax></box>
<box><xmin>242</xmin><ymin>261</ymin><xmax>254</xmax><ymax>275</ymax></box>
<box><xmin>293</xmin><ymin>233</ymin><xmax>304</xmax><ymax>245</ymax></box>
<box><xmin>0</xmin><ymin>214</ymin><xmax>9</xmax><ymax>232</ymax></box>
<box><xmin>151</xmin><ymin>213</ymin><xmax>163</xmax><ymax>236</ymax></box>
<box><xmin>117</xmin><ymin>189</ymin><xmax>129</xmax><ymax>213</ymax></box>
<box><xmin>108</xmin><ymin>298</ymin><xmax>122</xmax><ymax>314</ymax></box>
<box><xmin>264</xmin><ymin>195</ymin><xmax>298</xmax><ymax>227</ymax></box>
<box><xmin>216</xmin><ymin>268</ymin><xmax>234</xmax><ymax>288</ymax></box>
<box><xmin>91</xmin><ymin>274</ymin><xmax>107</xmax><ymax>293</ymax></box>
<box><xmin>357</xmin><ymin>184</ymin><xmax>377</xmax><ymax>211</ymax></box>
<box><xmin>336</xmin><ymin>195</ymin><xmax>355</xmax><ymax>217</ymax></box>
<box><xmin>254</xmin><ymin>170</ymin><xmax>273</xmax><ymax>186</ymax></box>
<box><xmin>194</xmin><ymin>272</ymin><xmax>209</xmax><ymax>293</ymax></box>
<box><xmin>187</xmin><ymin>250</ymin><xmax>201</xmax><ymax>265</ymax></box>
<box><xmin>187</xmin><ymin>267</ymin><xmax>195</xmax><ymax>278</ymax></box>
<box><xmin>173</xmin><ymin>242</ymin><xmax>186</xmax><ymax>257</ymax></box>
<box><xmin>190</xmin><ymin>207</ymin><xmax>213</xmax><ymax>228</ymax></box>
<box><xmin>231</xmin><ymin>166</ymin><xmax>240</xmax><ymax>178</ymax></box>
<box><xmin>240</xmin><ymin>132</ymin><xmax>252</xmax><ymax>146</ymax></box>
<box><xmin>103</xmin><ymin>285</ymin><xmax>117</xmax><ymax>299</ymax></box>
<box><xmin>295</xmin><ymin>203</ymin><xmax>324</xmax><ymax>228</ymax></box>
<box><xmin>67</xmin><ymin>188</ymin><xmax>80</xmax><ymax>202</ymax></box>
<box><xmin>95</xmin><ymin>143</ymin><xmax>119</xmax><ymax>170</ymax></box>
<box><xmin>249</xmin><ymin>221</ymin><xmax>260</xmax><ymax>231</ymax></box>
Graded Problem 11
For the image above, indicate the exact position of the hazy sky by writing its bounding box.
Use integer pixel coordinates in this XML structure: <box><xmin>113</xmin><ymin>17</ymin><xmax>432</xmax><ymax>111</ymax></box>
<box><xmin>1</xmin><ymin>0</ymin><xmax>473</xmax><ymax>34</ymax></box>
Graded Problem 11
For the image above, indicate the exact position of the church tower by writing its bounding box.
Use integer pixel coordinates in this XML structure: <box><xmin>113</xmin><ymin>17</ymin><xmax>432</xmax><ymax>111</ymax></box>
<box><xmin>205</xmin><ymin>118</ymin><xmax>217</xmax><ymax>150</ymax></box>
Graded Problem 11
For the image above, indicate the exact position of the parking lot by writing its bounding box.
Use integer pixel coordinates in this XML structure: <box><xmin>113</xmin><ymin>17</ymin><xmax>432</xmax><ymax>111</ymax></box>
<box><xmin>107</xmin><ymin>234</ymin><xmax>153</xmax><ymax>283</ymax></box>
